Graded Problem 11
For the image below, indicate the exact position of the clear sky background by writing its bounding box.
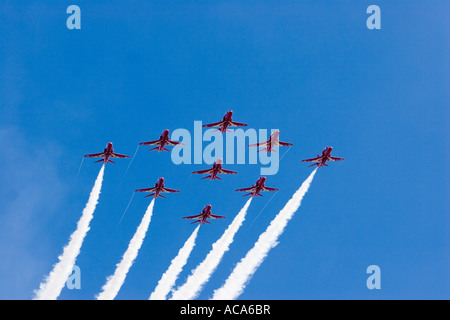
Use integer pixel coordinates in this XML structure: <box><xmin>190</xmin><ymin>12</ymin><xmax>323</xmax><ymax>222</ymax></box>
<box><xmin>0</xmin><ymin>1</ymin><xmax>448</xmax><ymax>299</ymax></box>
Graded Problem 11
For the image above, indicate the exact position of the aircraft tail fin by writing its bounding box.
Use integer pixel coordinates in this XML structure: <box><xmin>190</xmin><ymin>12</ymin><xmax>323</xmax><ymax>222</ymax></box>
<box><xmin>94</xmin><ymin>159</ymin><xmax>105</xmax><ymax>163</ymax></box>
<box><xmin>201</xmin><ymin>175</ymin><xmax>212</xmax><ymax>180</ymax></box>
<box><xmin>144</xmin><ymin>193</ymin><xmax>155</xmax><ymax>198</ymax></box>
<box><xmin>148</xmin><ymin>147</ymin><xmax>159</xmax><ymax>152</ymax></box>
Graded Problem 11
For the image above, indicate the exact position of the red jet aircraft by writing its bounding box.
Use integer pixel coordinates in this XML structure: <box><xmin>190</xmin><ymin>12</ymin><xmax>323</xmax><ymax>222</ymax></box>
<box><xmin>301</xmin><ymin>147</ymin><xmax>344</xmax><ymax>167</ymax></box>
<box><xmin>182</xmin><ymin>205</ymin><xmax>225</xmax><ymax>224</ymax></box>
<box><xmin>249</xmin><ymin>131</ymin><xmax>293</xmax><ymax>153</ymax></box>
<box><xmin>135</xmin><ymin>177</ymin><xmax>180</xmax><ymax>198</ymax></box>
<box><xmin>84</xmin><ymin>142</ymin><xmax>130</xmax><ymax>164</ymax></box>
<box><xmin>139</xmin><ymin>129</ymin><xmax>184</xmax><ymax>152</ymax></box>
<box><xmin>202</xmin><ymin>110</ymin><xmax>247</xmax><ymax>133</ymax></box>
<box><xmin>192</xmin><ymin>158</ymin><xmax>237</xmax><ymax>180</ymax></box>
<box><xmin>235</xmin><ymin>177</ymin><xmax>279</xmax><ymax>197</ymax></box>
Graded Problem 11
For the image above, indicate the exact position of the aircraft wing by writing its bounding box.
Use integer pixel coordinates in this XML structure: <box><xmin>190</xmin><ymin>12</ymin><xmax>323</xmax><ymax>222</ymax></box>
<box><xmin>228</xmin><ymin>121</ymin><xmax>248</xmax><ymax>127</ymax></box>
<box><xmin>278</xmin><ymin>141</ymin><xmax>293</xmax><ymax>146</ymax></box>
<box><xmin>209</xmin><ymin>214</ymin><xmax>226</xmax><ymax>219</ymax></box>
<box><xmin>248</xmin><ymin>141</ymin><xmax>268</xmax><ymax>147</ymax></box>
<box><xmin>192</xmin><ymin>168</ymin><xmax>214</xmax><ymax>174</ymax></box>
<box><xmin>301</xmin><ymin>156</ymin><xmax>323</xmax><ymax>162</ymax></box>
<box><xmin>166</xmin><ymin>140</ymin><xmax>184</xmax><ymax>146</ymax></box>
<box><xmin>202</xmin><ymin>121</ymin><xmax>225</xmax><ymax>128</ymax></box>
<box><xmin>84</xmin><ymin>152</ymin><xmax>106</xmax><ymax>158</ymax></box>
<box><xmin>162</xmin><ymin>187</ymin><xmax>180</xmax><ymax>193</ymax></box>
<box><xmin>218</xmin><ymin>168</ymin><xmax>237</xmax><ymax>174</ymax></box>
<box><xmin>135</xmin><ymin>187</ymin><xmax>156</xmax><ymax>193</ymax></box>
<box><xmin>182</xmin><ymin>214</ymin><xmax>204</xmax><ymax>220</ymax></box>
<box><xmin>262</xmin><ymin>186</ymin><xmax>279</xmax><ymax>192</ymax></box>
<box><xmin>111</xmin><ymin>152</ymin><xmax>130</xmax><ymax>158</ymax></box>
<box><xmin>139</xmin><ymin>139</ymin><xmax>161</xmax><ymax>146</ymax></box>
<box><xmin>235</xmin><ymin>186</ymin><xmax>255</xmax><ymax>192</ymax></box>
<box><xmin>329</xmin><ymin>156</ymin><xmax>345</xmax><ymax>161</ymax></box>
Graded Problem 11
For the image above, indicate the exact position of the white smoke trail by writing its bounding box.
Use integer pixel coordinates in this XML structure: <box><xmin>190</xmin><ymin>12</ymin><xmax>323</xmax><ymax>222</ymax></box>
<box><xmin>96</xmin><ymin>199</ymin><xmax>155</xmax><ymax>300</ymax></box>
<box><xmin>117</xmin><ymin>191</ymin><xmax>135</xmax><ymax>226</ymax></box>
<box><xmin>149</xmin><ymin>226</ymin><xmax>200</xmax><ymax>300</ymax></box>
<box><xmin>212</xmin><ymin>169</ymin><xmax>317</xmax><ymax>300</ymax></box>
<box><xmin>34</xmin><ymin>165</ymin><xmax>105</xmax><ymax>300</ymax></box>
<box><xmin>170</xmin><ymin>198</ymin><xmax>253</xmax><ymax>300</ymax></box>
<box><xmin>76</xmin><ymin>157</ymin><xmax>84</xmax><ymax>177</ymax></box>
<box><xmin>122</xmin><ymin>144</ymin><xmax>140</xmax><ymax>178</ymax></box>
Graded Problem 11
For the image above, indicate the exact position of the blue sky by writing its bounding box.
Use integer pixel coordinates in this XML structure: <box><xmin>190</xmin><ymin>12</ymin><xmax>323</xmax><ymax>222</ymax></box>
<box><xmin>0</xmin><ymin>1</ymin><xmax>448</xmax><ymax>299</ymax></box>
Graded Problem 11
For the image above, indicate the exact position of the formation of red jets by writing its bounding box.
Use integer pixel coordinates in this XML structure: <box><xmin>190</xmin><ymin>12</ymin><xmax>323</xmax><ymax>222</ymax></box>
<box><xmin>84</xmin><ymin>110</ymin><xmax>344</xmax><ymax>224</ymax></box>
